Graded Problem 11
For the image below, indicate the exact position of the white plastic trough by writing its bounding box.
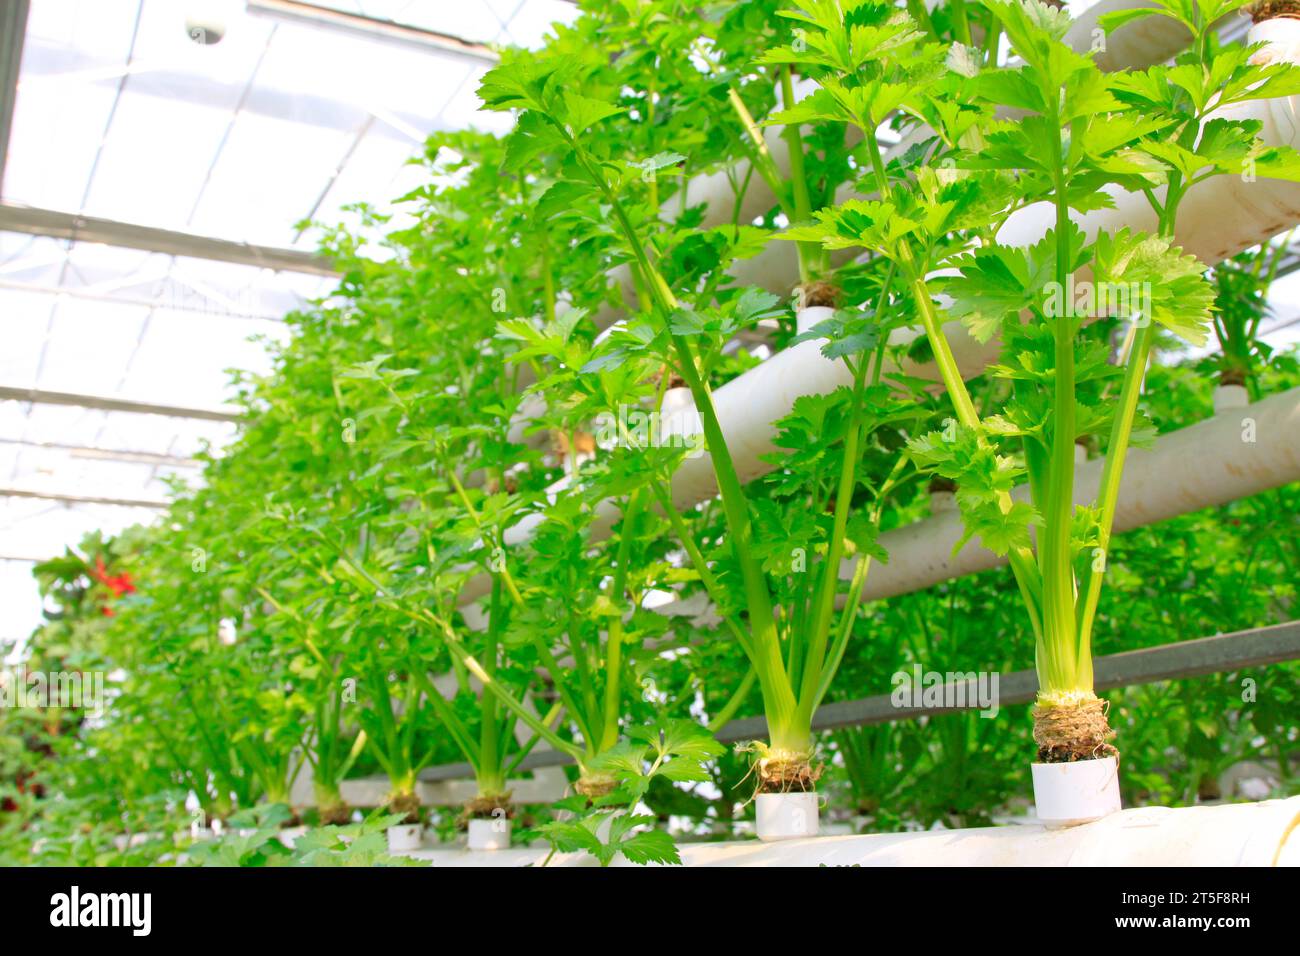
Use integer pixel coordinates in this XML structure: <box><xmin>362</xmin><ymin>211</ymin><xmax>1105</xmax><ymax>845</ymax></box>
<box><xmin>846</xmin><ymin>385</ymin><xmax>1300</xmax><ymax>602</ymax></box>
<box><xmin>400</xmin><ymin>796</ymin><xmax>1300</xmax><ymax>867</ymax></box>
<box><xmin>466</xmin><ymin>384</ymin><xmax>1300</xmax><ymax>608</ymax></box>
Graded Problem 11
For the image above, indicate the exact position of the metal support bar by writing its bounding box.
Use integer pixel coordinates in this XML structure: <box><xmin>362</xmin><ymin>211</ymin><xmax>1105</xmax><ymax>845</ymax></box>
<box><xmin>0</xmin><ymin>278</ymin><xmax>287</xmax><ymax>320</ymax></box>
<box><xmin>0</xmin><ymin>202</ymin><xmax>337</xmax><ymax>276</ymax></box>
<box><xmin>0</xmin><ymin>437</ymin><xmax>198</xmax><ymax>467</ymax></box>
<box><xmin>0</xmin><ymin>487</ymin><xmax>168</xmax><ymax>508</ymax></box>
<box><xmin>0</xmin><ymin>385</ymin><xmax>243</xmax><ymax>422</ymax></box>
<box><xmin>412</xmin><ymin>620</ymin><xmax>1300</xmax><ymax>781</ymax></box>
<box><xmin>246</xmin><ymin>0</ymin><xmax>499</xmax><ymax>64</ymax></box>
<box><xmin>723</xmin><ymin>620</ymin><xmax>1300</xmax><ymax>740</ymax></box>
<box><xmin>0</xmin><ymin>0</ymin><xmax>29</xmax><ymax>196</ymax></box>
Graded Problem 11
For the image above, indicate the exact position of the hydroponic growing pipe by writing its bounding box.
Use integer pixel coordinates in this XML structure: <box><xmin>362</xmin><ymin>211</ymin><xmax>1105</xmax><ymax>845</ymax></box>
<box><xmin>850</xmin><ymin>385</ymin><xmax>1300</xmax><ymax>602</ymax></box>
<box><xmin>473</xmin><ymin>374</ymin><xmax>1300</xmax><ymax>606</ymax></box>
<box><xmin>475</xmin><ymin>387</ymin><xmax>1300</xmax><ymax>676</ymax></box>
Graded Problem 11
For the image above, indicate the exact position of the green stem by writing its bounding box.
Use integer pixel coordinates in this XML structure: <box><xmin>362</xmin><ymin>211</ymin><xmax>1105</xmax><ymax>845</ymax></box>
<box><xmin>726</xmin><ymin>86</ymin><xmax>792</xmax><ymax>216</ymax></box>
<box><xmin>863</xmin><ymin>124</ymin><xmax>1044</xmax><ymax>638</ymax></box>
<box><xmin>433</xmin><ymin>626</ymin><xmax>582</xmax><ymax>761</ymax></box>
<box><xmin>599</xmin><ymin>489</ymin><xmax>644</xmax><ymax>752</ymax></box>
<box><xmin>573</xmin><ymin>138</ymin><xmax>795</xmax><ymax>731</ymax></box>
<box><xmin>779</xmin><ymin>66</ymin><xmax>822</xmax><ymax>283</ymax></box>
<box><xmin>950</xmin><ymin>0</ymin><xmax>972</xmax><ymax>45</ymax></box>
<box><xmin>652</xmin><ymin>480</ymin><xmax>756</xmax><ymax>661</ymax></box>
<box><xmin>1037</xmin><ymin>129</ymin><xmax>1079</xmax><ymax>695</ymax></box>
<box><xmin>479</xmin><ymin>575</ymin><xmax>504</xmax><ymax>780</ymax></box>
<box><xmin>797</xmin><ymin>266</ymin><xmax>896</xmax><ymax>712</ymax></box>
<box><xmin>708</xmin><ymin>667</ymin><xmax>758</xmax><ymax>733</ymax></box>
<box><xmin>1073</xmin><ymin>320</ymin><xmax>1155</xmax><ymax>687</ymax></box>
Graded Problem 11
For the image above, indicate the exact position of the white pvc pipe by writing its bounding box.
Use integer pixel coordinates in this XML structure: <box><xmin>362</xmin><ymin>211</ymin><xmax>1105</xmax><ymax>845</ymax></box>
<box><xmin>1068</xmin><ymin>0</ymin><xmax>1233</xmax><ymax>73</ymax></box>
<box><xmin>616</xmin><ymin>1</ymin><xmax>1221</xmax><ymax>311</ymax></box>
<box><xmin>658</xmin><ymin>1</ymin><xmax>1195</xmax><ymax>254</ymax></box>
<box><xmin>405</xmin><ymin>796</ymin><xmax>1300</xmax><ymax>866</ymax></box>
<box><xmin>1000</xmin><ymin>22</ymin><xmax>1300</xmax><ymax>262</ymax></box>
<box><xmin>853</xmin><ymin>385</ymin><xmax>1300</xmax><ymax>600</ymax></box>
<box><xmin>469</xmin><ymin>383</ymin><xmax>1300</xmax><ymax>608</ymax></box>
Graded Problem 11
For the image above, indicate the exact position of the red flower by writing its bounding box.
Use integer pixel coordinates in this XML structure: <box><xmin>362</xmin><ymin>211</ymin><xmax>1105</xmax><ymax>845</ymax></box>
<box><xmin>91</xmin><ymin>556</ymin><xmax>136</xmax><ymax>597</ymax></box>
<box><xmin>105</xmin><ymin>573</ymin><xmax>135</xmax><ymax>596</ymax></box>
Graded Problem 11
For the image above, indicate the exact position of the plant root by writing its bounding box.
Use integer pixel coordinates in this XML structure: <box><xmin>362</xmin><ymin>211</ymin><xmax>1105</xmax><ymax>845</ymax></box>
<box><xmin>927</xmin><ymin>475</ymin><xmax>957</xmax><ymax>494</ymax></box>
<box><xmin>317</xmin><ymin>803</ymin><xmax>352</xmax><ymax>826</ymax></box>
<box><xmin>1251</xmin><ymin>1</ymin><xmax>1300</xmax><ymax>23</ymax></box>
<box><xmin>796</xmin><ymin>280</ymin><xmax>841</xmax><ymax>310</ymax></box>
<box><xmin>386</xmin><ymin>791</ymin><xmax>421</xmax><ymax>824</ymax></box>
<box><xmin>458</xmin><ymin>791</ymin><xmax>513</xmax><ymax>826</ymax></box>
<box><xmin>1032</xmin><ymin>693</ymin><xmax>1119</xmax><ymax>763</ymax></box>
<box><xmin>1218</xmin><ymin>366</ymin><xmax>1248</xmax><ymax>387</ymax></box>
<box><xmin>758</xmin><ymin>755</ymin><xmax>823</xmax><ymax>794</ymax></box>
<box><xmin>551</xmin><ymin>430</ymin><xmax>596</xmax><ymax>465</ymax></box>
<box><xmin>656</xmin><ymin>367</ymin><xmax>687</xmax><ymax>390</ymax></box>
<box><xmin>738</xmin><ymin>744</ymin><xmax>824</xmax><ymax>796</ymax></box>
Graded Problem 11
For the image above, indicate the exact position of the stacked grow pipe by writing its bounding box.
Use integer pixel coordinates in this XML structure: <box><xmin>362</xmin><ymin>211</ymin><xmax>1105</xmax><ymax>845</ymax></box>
<box><xmin>847</xmin><ymin>385</ymin><xmax>1300</xmax><ymax>602</ymax></box>
<box><xmin>474</xmin><ymin>388</ymin><xmax>1300</xmax><ymax>666</ymax></box>
<box><xmin>606</xmin><ymin>386</ymin><xmax>1300</xmax><ymax>619</ymax></box>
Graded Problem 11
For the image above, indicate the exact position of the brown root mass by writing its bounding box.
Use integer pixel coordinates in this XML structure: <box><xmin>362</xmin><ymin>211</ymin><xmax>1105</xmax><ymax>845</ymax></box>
<box><xmin>386</xmin><ymin>791</ymin><xmax>421</xmax><ymax>824</ymax></box>
<box><xmin>1032</xmin><ymin>696</ymin><xmax>1119</xmax><ymax>763</ymax></box>
<box><xmin>551</xmin><ymin>430</ymin><xmax>597</xmax><ymax>464</ymax></box>
<box><xmin>757</xmin><ymin>754</ymin><xmax>824</xmax><ymax>794</ymax></box>
<box><xmin>1219</xmin><ymin>366</ymin><xmax>1248</xmax><ymax>387</ymax></box>
<box><xmin>797</xmin><ymin>281</ymin><xmax>841</xmax><ymax>310</ymax></box>
<box><xmin>317</xmin><ymin>803</ymin><xmax>353</xmax><ymax>826</ymax></box>
<box><xmin>1252</xmin><ymin>1</ymin><xmax>1300</xmax><ymax>23</ymax></box>
<box><xmin>459</xmin><ymin>791</ymin><xmax>513</xmax><ymax>825</ymax></box>
<box><xmin>656</xmin><ymin>368</ymin><xmax>687</xmax><ymax>390</ymax></box>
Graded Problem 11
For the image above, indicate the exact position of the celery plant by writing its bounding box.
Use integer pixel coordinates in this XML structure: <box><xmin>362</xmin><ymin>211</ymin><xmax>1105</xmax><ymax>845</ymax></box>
<box><xmin>1207</xmin><ymin>239</ymin><xmax>1289</xmax><ymax>394</ymax></box>
<box><xmin>780</xmin><ymin>0</ymin><xmax>1300</xmax><ymax>759</ymax></box>
<box><xmin>476</xmin><ymin>38</ymin><xmax>919</xmax><ymax>794</ymax></box>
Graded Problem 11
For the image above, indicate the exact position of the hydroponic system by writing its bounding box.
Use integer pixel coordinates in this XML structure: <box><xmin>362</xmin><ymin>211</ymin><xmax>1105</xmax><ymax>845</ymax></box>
<box><xmin>3</xmin><ymin>0</ymin><xmax>1300</xmax><ymax>874</ymax></box>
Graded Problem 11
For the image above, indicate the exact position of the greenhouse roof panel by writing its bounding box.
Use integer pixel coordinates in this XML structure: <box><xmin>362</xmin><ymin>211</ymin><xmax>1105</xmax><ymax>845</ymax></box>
<box><xmin>0</xmin><ymin>0</ymin><xmax>579</xmax><ymax>635</ymax></box>
<box><xmin>298</xmin><ymin>0</ymin><xmax>580</xmax><ymax>47</ymax></box>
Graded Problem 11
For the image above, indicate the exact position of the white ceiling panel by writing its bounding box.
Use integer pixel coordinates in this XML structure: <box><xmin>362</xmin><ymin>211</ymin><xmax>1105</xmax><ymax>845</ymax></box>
<box><xmin>81</xmin><ymin>89</ymin><xmax>234</xmax><ymax>229</ymax></box>
<box><xmin>186</xmin><ymin>109</ymin><xmax>353</xmax><ymax>245</ymax></box>
<box><xmin>35</xmin><ymin>297</ymin><xmax>151</xmax><ymax>396</ymax></box>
